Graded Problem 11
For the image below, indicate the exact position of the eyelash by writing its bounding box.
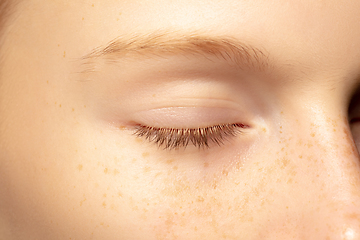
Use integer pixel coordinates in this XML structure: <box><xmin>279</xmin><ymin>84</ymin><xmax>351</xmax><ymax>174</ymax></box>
<box><xmin>133</xmin><ymin>123</ymin><xmax>247</xmax><ymax>150</ymax></box>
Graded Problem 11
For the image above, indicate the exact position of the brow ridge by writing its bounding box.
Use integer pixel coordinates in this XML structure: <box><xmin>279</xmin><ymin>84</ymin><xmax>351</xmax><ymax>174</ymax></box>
<box><xmin>82</xmin><ymin>31</ymin><xmax>271</xmax><ymax>72</ymax></box>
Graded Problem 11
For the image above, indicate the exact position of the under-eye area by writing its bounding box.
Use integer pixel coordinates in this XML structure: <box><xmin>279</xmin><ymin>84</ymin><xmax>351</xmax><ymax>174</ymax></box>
<box><xmin>133</xmin><ymin>123</ymin><xmax>248</xmax><ymax>150</ymax></box>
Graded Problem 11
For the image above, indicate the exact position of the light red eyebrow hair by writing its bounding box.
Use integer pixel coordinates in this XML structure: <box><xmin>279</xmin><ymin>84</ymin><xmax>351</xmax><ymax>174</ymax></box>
<box><xmin>81</xmin><ymin>31</ymin><xmax>271</xmax><ymax>72</ymax></box>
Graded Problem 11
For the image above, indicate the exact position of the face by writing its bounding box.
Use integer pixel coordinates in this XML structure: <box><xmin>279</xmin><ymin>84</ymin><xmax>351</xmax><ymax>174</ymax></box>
<box><xmin>1</xmin><ymin>0</ymin><xmax>360</xmax><ymax>239</ymax></box>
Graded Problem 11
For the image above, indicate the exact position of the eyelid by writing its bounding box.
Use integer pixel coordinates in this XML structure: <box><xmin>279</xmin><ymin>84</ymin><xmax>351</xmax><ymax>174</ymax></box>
<box><xmin>133</xmin><ymin>123</ymin><xmax>248</xmax><ymax>150</ymax></box>
<box><xmin>131</xmin><ymin>106</ymin><xmax>248</xmax><ymax>129</ymax></box>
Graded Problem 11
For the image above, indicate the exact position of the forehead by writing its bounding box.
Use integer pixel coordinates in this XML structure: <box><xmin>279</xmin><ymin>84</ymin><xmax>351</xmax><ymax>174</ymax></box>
<box><xmin>5</xmin><ymin>0</ymin><xmax>360</xmax><ymax>79</ymax></box>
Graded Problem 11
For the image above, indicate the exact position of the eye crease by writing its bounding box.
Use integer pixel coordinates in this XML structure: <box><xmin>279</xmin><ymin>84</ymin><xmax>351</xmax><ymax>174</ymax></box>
<box><xmin>133</xmin><ymin>123</ymin><xmax>248</xmax><ymax>150</ymax></box>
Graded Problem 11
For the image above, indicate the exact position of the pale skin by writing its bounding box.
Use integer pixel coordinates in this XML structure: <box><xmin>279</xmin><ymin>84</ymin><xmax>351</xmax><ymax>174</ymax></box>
<box><xmin>1</xmin><ymin>0</ymin><xmax>360</xmax><ymax>239</ymax></box>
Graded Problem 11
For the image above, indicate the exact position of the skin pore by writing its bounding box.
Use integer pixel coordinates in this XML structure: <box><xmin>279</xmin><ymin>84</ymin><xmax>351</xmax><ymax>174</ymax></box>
<box><xmin>1</xmin><ymin>0</ymin><xmax>360</xmax><ymax>239</ymax></box>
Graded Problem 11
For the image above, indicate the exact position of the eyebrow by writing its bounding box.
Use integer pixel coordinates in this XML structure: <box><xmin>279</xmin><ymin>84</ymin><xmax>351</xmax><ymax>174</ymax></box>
<box><xmin>81</xmin><ymin>31</ymin><xmax>271</xmax><ymax>72</ymax></box>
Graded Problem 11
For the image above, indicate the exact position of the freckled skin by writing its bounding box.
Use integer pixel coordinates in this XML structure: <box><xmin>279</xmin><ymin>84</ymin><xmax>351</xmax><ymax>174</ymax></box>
<box><xmin>1</xmin><ymin>0</ymin><xmax>360</xmax><ymax>240</ymax></box>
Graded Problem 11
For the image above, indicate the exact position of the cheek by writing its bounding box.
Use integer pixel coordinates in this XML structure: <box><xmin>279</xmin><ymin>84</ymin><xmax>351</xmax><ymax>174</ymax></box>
<box><xmin>118</xmin><ymin>140</ymin><xmax>275</xmax><ymax>238</ymax></box>
<box><xmin>2</xmin><ymin>102</ymin><xmax>354</xmax><ymax>239</ymax></box>
<box><xmin>57</xmin><ymin>131</ymin><xmax>264</xmax><ymax>239</ymax></box>
<box><xmin>141</xmin><ymin>143</ymin><xmax>295</xmax><ymax>238</ymax></box>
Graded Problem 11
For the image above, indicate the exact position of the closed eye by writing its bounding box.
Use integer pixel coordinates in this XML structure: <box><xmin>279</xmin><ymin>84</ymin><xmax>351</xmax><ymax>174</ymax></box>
<box><xmin>133</xmin><ymin>123</ymin><xmax>248</xmax><ymax>150</ymax></box>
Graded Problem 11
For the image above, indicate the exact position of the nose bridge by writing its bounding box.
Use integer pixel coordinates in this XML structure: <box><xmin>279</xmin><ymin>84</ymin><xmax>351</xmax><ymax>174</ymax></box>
<box><xmin>299</xmin><ymin>111</ymin><xmax>360</xmax><ymax>196</ymax></box>
<box><xmin>292</xmin><ymin>106</ymin><xmax>360</xmax><ymax>200</ymax></box>
<box><xmin>288</xmin><ymin>108</ymin><xmax>360</xmax><ymax>239</ymax></box>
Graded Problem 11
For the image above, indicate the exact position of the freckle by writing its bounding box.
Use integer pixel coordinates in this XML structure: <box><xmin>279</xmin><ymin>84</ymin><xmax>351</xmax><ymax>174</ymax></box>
<box><xmin>280</xmin><ymin>158</ymin><xmax>290</xmax><ymax>169</ymax></box>
<box><xmin>59</xmin><ymin>104</ymin><xmax>61</xmax><ymax>107</ymax></box>
<box><xmin>118</xmin><ymin>192</ymin><xmax>123</xmax><ymax>197</ymax></box>
<box><xmin>204</xmin><ymin>162</ymin><xmax>209</xmax><ymax>168</ymax></box>
<box><xmin>119</xmin><ymin>125</ymin><xmax>126</xmax><ymax>130</ymax></box>
<box><xmin>235</xmin><ymin>161</ymin><xmax>242</xmax><ymax>170</ymax></box>
<box><xmin>77</xmin><ymin>164</ymin><xmax>83</xmax><ymax>171</ymax></box>
<box><xmin>82</xmin><ymin>17</ymin><xmax>84</xmax><ymax>20</ymax></box>
<box><xmin>142</xmin><ymin>152</ymin><xmax>150</xmax><ymax>158</ymax></box>
<box><xmin>72</xmin><ymin>108</ymin><xmax>75</xmax><ymax>111</ymax></box>
<box><xmin>80</xmin><ymin>197</ymin><xmax>86</xmax><ymax>206</ymax></box>
<box><xmin>166</xmin><ymin>159</ymin><xmax>174</xmax><ymax>164</ymax></box>
<box><xmin>299</xmin><ymin>155</ymin><xmax>303</xmax><ymax>159</ymax></box>
<box><xmin>311</xmin><ymin>133</ymin><xmax>315</xmax><ymax>137</ymax></box>
<box><xmin>262</xmin><ymin>128</ymin><xmax>267</xmax><ymax>132</ymax></box>
<box><xmin>102</xmin><ymin>202</ymin><xmax>106</xmax><ymax>208</ymax></box>
<box><xmin>173</xmin><ymin>166</ymin><xmax>178</xmax><ymax>170</ymax></box>
<box><xmin>92</xmin><ymin>4</ymin><xmax>94</xmax><ymax>7</ymax></box>
<box><xmin>84</xmin><ymin>105</ymin><xmax>86</xmax><ymax>108</ymax></box>
<box><xmin>196</xmin><ymin>196</ymin><xmax>204</xmax><ymax>202</ymax></box>
<box><xmin>152</xmin><ymin>94</ymin><xmax>156</xmax><ymax>97</ymax></box>
<box><xmin>63</xmin><ymin>51</ymin><xmax>66</xmax><ymax>58</ymax></box>
<box><xmin>104</xmin><ymin>168</ymin><xmax>109</xmax><ymax>174</ymax></box>
<box><xmin>103</xmin><ymin>194</ymin><xmax>107</xmax><ymax>198</ymax></box>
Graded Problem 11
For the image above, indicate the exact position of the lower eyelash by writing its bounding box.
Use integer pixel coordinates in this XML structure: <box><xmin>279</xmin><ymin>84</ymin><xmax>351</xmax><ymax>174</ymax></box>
<box><xmin>133</xmin><ymin>123</ymin><xmax>248</xmax><ymax>150</ymax></box>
